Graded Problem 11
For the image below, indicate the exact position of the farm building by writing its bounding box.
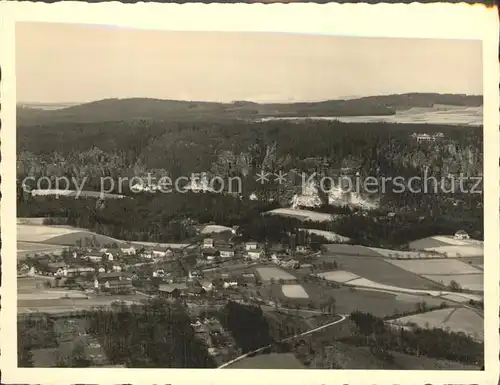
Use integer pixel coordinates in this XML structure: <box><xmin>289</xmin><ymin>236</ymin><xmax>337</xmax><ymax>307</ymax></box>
<box><xmin>245</xmin><ymin>241</ymin><xmax>259</xmax><ymax>251</ymax></box>
<box><xmin>158</xmin><ymin>283</ymin><xmax>189</xmax><ymax>298</ymax></box>
<box><xmin>454</xmin><ymin>230</ymin><xmax>470</xmax><ymax>240</ymax></box>
<box><xmin>218</xmin><ymin>246</ymin><xmax>235</xmax><ymax>259</ymax></box>
<box><xmin>84</xmin><ymin>251</ymin><xmax>105</xmax><ymax>262</ymax></box>
<box><xmin>203</xmin><ymin>238</ymin><xmax>215</xmax><ymax>249</ymax></box>
<box><xmin>120</xmin><ymin>246</ymin><xmax>136</xmax><ymax>255</ymax></box>
<box><xmin>103</xmin><ymin>280</ymin><xmax>133</xmax><ymax>294</ymax></box>
<box><xmin>247</xmin><ymin>248</ymin><xmax>264</xmax><ymax>260</ymax></box>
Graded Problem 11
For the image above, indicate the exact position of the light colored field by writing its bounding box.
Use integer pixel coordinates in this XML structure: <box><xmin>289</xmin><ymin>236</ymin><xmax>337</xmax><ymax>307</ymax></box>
<box><xmin>345</xmin><ymin>277</ymin><xmax>441</xmax><ymax>296</ymax></box>
<box><xmin>316</xmin><ymin>270</ymin><xmax>360</xmax><ymax>283</ymax></box>
<box><xmin>264</xmin><ymin>208</ymin><xmax>334</xmax><ymax>222</ymax></box>
<box><xmin>299</xmin><ymin>228</ymin><xmax>350</xmax><ymax>243</ymax></box>
<box><xmin>444</xmin><ymin>308</ymin><xmax>484</xmax><ymax>341</ymax></box>
<box><xmin>200</xmin><ymin>225</ymin><xmax>233</xmax><ymax>234</ymax></box>
<box><xmin>424</xmin><ymin>245</ymin><xmax>483</xmax><ymax>258</ymax></box>
<box><xmin>281</xmin><ymin>284</ymin><xmax>309</xmax><ymax>299</ymax></box>
<box><xmin>440</xmin><ymin>292</ymin><xmax>483</xmax><ymax>303</ymax></box>
<box><xmin>392</xmin><ymin>308</ymin><xmax>483</xmax><ymax>341</ymax></box>
<box><xmin>392</xmin><ymin>308</ymin><xmax>456</xmax><ymax>328</ymax></box>
<box><xmin>132</xmin><ymin>241</ymin><xmax>193</xmax><ymax>249</ymax></box>
<box><xmin>431</xmin><ymin>236</ymin><xmax>469</xmax><ymax>246</ymax></box>
<box><xmin>387</xmin><ymin>259</ymin><xmax>481</xmax><ymax>275</ymax></box>
<box><xmin>432</xmin><ymin>236</ymin><xmax>483</xmax><ymax>247</ymax></box>
<box><xmin>368</xmin><ymin>247</ymin><xmax>439</xmax><ymax>259</ymax></box>
<box><xmin>256</xmin><ymin>267</ymin><xmax>296</xmax><ymax>281</ymax></box>
<box><xmin>18</xmin><ymin>224</ymin><xmax>81</xmax><ymax>242</ymax></box>
<box><xmin>421</xmin><ymin>274</ymin><xmax>483</xmax><ymax>291</ymax></box>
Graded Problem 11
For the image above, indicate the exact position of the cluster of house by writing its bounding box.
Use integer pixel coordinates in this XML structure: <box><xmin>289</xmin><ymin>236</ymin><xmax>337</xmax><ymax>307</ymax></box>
<box><xmin>411</xmin><ymin>132</ymin><xmax>445</xmax><ymax>142</ymax></box>
<box><xmin>200</xmin><ymin>238</ymin><xmax>312</xmax><ymax>263</ymax></box>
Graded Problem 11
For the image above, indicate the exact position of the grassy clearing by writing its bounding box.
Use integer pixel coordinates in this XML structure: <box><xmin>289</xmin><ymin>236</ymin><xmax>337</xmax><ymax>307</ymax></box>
<box><xmin>259</xmin><ymin>283</ymin><xmax>445</xmax><ymax>319</ymax></box>
<box><xmin>200</xmin><ymin>225</ymin><xmax>233</xmax><ymax>234</ymax></box>
<box><xmin>323</xmin><ymin>244</ymin><xmax>381</xmax><ymax>257</ymax></box>
<box><xmin>264</xmin><ymin>208</ymin><xmax>334</xmax><ymax>222</ymax></box>
<box><xmin>18</xmin><ymin>224</ymin><xmax>81</xmax><ymax>243</ymax></box>
<box><xmin>424</xmin><ymin>245</ymin><xmax>483</xmax><ymax>258</ymax></box>
<box><xmin>387</xmin><ymin>259</ymin><xmax>481</xmax><ymax>275</ymax></box>
<box><xmin>316</xmin><ymin>270</ymin><xmax>360</xmax><ymax>283</ymax></box>
<box><xmin>409</xmin><ymin>237</ymin><xmax>452</xmax><ymax>250</ymax></box>
<box><xmin>391</xmin><ymin>307</ymin><xmax>483</xmax><ymax>342</ymax></box>
<box><xmin>42</xmin><ymin>231</ymin><xmax>125</xmax><ymax>246</ymax></box>
<box><xmin>282</xmin><ymin>285</ymin><xmax>309</xmax><ymax>299</ymax></box>
<box><xmin>367</xmin><ymin>247</ymin><xmax>440</xmax><ymax>260</ymax></box>
<box><xmin>318</xmin><ymin>255</ymin><xmax>442</xmax><ymax>290</ymax></box>
<box><xmin>256</xmin><ymin>267</ymin><xmax>296</xmax><ymax>282</ymax></box>
<box><xmin>228</xmin><ymin>353</ymin><xmax>304</xmax><ymax>369</ymax></box>
<box><xmin>421</xmin><ymin>274</ymin><xmax>483</xmax><ymax>292</ymax></box>
<box><xmin>299</xmin><ymin>229</ymin><xmax>350</xmax><ymax>243</ymax></box>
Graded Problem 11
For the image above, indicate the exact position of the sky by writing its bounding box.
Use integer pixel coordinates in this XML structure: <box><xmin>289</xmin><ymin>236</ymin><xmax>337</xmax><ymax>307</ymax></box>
<box><xmin>16</xmin><ymin>22</ymin><xmax>483</xmax><ymax>104</ymax></box>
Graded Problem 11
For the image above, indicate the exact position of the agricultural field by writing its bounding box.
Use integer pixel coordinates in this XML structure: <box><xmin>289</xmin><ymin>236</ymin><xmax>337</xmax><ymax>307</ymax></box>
<box><xmin>390</xmin><ymin>307</ymin><xmax>483</xmax><ymax>341</ymax></box>
<box><xmin>316</xmin><ymin>270</ymin><xmax>360</xmax><ymax>283</ymax></box>
<box><xmin>282</xmin><ymin>285</ymin><xmax>309</xmax><ymax>299</ymax></box>
<box><xmin>410</xmin><ymin>235</ymin><xmax>483</xmax><ymax>249</ymax></box>
<box><xmin>387</xmin><ymin>259</ymin><xmax>482</xmax><ymax>275</ymax></box>
<box><xmin>421</xmin><ymin>274</ymin><xmax>483</xmax><ymax>292</ymax></box>
<box><xmin>424</xmin><ymin>246</ymin><xmax>483</xmax><ymax>258</ymax></box>
<box><xmin>18</xmin><ymin>224</ymin><xmax>82</xmax><ymax>243</ymax></box>
<box><xmin>18</xmin><ymin>223</ymin><xmax>126</xmax><ymax>246</ymax></box>
<box><xmin>367</xmin><ymin>247</ymin><xmax>441</xmax><ymax>260</ymax></box>
<box><xmin>259</xmin><ymin>283</ymin><xmax>447</xmax><ymax>318</ymax></box>
<box><xmin>264</xmin><ymin>208</ymin><xmax>334</xmax><ymax>222</ymax></box>
<box><xmin>318</xmin><ymin>254</ymin><xmax>442</xmax><ymax>290</ymax></box>
<box><xmin>229</xmin><ymin>353</ymin><xmax>304</xmax><ymax>369</ymax></box>
<box><xmin>200</xmin><ymin>225</ymin><xmax>233</xmax><ymax>234</ymax></box>
<box><xmin>256</xmin><ymin>267</ymin><xmax>296</xmax><ymax>282</ymax></box>
<box><xmin>409</xmin><ymin>236</ymin><xmax>483</xmax><ymax>258</ymax></box>
<box><xmin>323</xmin><ymin>244</ymin><xmax>381</xmax><ymax>257</ymax></box>
<box><xmin>17</xmin><ymin>242</ymin><xmax>67</xmax><ymax>260</ymax></box>
<box><xmin>299</xmin><ymin>229</ymin><xmax>350</xmax><ymax>243</ymax></box>
<box><xmin>458</xmin><ymin>256</ymin><xmax>484</xmax><ymax>270</ymax></box>
<box><xmin>440</xmin><ymin>292</ymin><xmax>483</xmax><ymax>303</ymax></box>
<box><xmin>344</xmin><ymin>277</ymin><xmax>441</xmax><ymax>296</ymax></box>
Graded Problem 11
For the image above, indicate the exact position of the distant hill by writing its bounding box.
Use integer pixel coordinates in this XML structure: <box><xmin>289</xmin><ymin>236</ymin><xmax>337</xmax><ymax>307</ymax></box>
<box><xmin>17</xmin><ymin>93</ymin><xmax>482</xmax><ymax>126</ymax></box>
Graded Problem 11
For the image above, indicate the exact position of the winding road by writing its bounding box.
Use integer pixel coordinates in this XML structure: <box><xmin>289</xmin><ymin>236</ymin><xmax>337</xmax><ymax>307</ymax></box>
<box><xmin>218</xmin><ymin>314</ymin><xmax>348</xmax><ymax>369</ymax></box>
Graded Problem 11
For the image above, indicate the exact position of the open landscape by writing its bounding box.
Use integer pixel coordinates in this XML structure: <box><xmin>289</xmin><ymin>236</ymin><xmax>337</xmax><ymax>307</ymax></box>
<box><xmin>14</xmin><ymin>23</ymin><xmax>484</xmax><ymax>372</ymax></box>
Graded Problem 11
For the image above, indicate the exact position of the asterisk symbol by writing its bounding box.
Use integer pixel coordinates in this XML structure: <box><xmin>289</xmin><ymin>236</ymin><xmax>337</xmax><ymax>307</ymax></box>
<box><xmin>256</xmin><ymin>171</ymin><xmax>270</xmax><ymax>184</ymax></box>
<box><xmin>274</xmin><ymin>171</ymin><xmax>288</xmax><ymax>184</ymax></box>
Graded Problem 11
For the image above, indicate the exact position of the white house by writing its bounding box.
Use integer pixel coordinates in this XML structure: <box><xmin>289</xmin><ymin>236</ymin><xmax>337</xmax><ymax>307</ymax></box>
<box><xmin>219</xmin><ymin>246</ymin><xmax>235</xmax><ymax>259</ymax></box>
<box><xmin>247</xmin><ymin>248</ymin><xmax>263</xmax><ymax>261</ymax></box>
<box><xmin>104</xmin><ymin>252</ymin><xmax>114</xmax><ymax>261</ymax></box>
<box><xmin>121</xmin><ymin>246</ymin><xmax>136</xmax><ymax>255</ymax></box>
<box><xmin>203</xmin><ymin>238</ymin><xmax>214</xmax><ymax>249</ymax></box>
<box><xmin>454</xmin><ymin>230</ymin><xmax>470</xmax><ymax>240</ymax></box>
<box><xmin>223</xmin><ymin>281</ymin><xmax>238</xmax><ymax>289</ymax></box>
<box><xmin>245</xmin><ymin>242</ymin><xmax>259</xmax><ymax>251</ymax></box>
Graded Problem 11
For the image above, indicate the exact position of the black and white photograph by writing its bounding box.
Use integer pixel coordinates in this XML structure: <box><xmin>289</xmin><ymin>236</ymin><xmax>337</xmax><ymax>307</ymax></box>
<box><xmin>1</xmin><ymin>2</ymin><xmax>498</xmax><ymax>384</ymax></box>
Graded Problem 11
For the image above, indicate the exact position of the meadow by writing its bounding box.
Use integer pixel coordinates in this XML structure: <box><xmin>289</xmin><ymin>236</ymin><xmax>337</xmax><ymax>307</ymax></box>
<box><xmin>256</xmin><ymin>267</ymin><xmax>297</xmax><ymax>282</ymax></box>
<box><xmin>317</xmin><ymin>254</ymin><xmax>442</xmax><ymax>290</ymax></box>
<box><xmin>390</xmin><ymin>307</ymin><xmax>483</xmax><ymax>341</ymax></box>
<box><xmin>264</xmin><ymin>208</ymin><xmax>334</xmax><ymax>222</ymax></box>
<box><xmin>387</xmin><ymin>259</ymin><xmax>482</xmax><ymax>275</ymax></box>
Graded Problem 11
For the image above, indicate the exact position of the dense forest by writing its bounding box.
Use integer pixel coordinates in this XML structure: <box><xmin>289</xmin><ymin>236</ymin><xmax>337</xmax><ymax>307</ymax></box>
<box><xmin>17</xmin><ymin>95</ymin><xmax>483</xmax><ymax>247</ymax></box>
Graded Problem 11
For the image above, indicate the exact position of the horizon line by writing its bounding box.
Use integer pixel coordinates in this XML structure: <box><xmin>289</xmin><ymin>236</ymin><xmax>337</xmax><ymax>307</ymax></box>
<box><xmin>17</xmin><ymin>92</ymin><xmax>484</xmax><ymax>107</ymax></box>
